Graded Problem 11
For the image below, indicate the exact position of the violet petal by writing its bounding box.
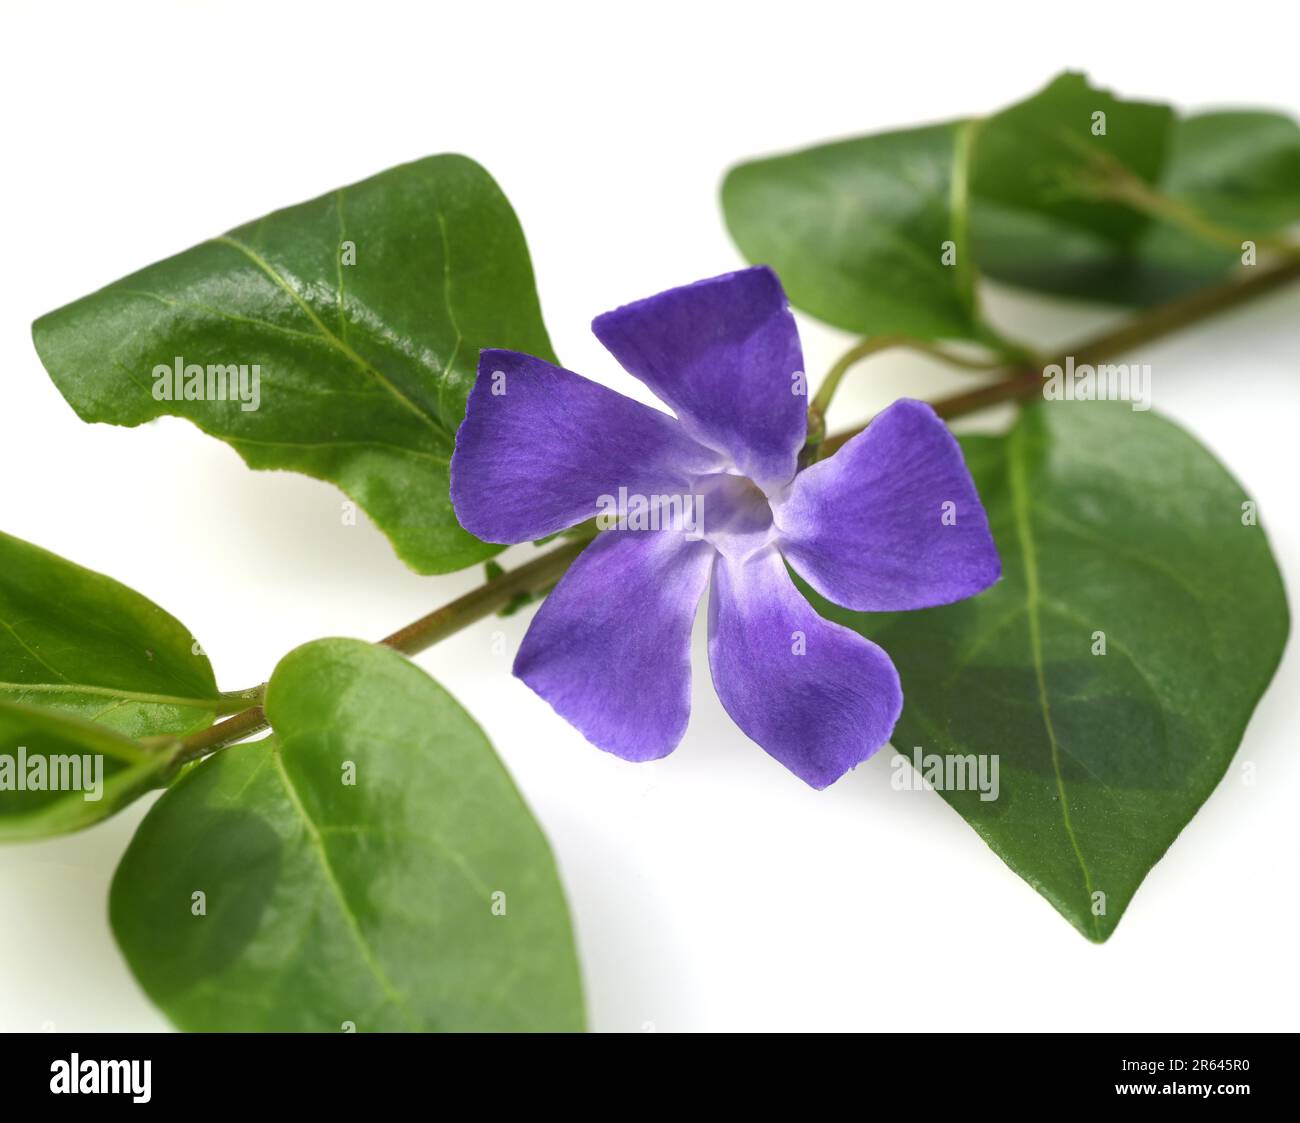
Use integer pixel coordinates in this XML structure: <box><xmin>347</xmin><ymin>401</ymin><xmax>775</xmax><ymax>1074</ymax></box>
<box><xmin>515</xmin><ymin>527</ymin><xmax>714</xmax><ymax>761</ymax></box>
<box><xmin>592</xmin><ymin>267</ymin><xmax>807</xmax><ymax>492</ymax></box>
<box><xmin>776</xmin><ymin>398</ymin><xmax>1001</xmax><ymax>611</ymax></box>
<box><xmin>707</xmin><ymin>547</ymin><xmax>903</xmax><ymax>789</ymax></box>
<box><xmin>451</xmin><ymin>349</ymin><xmax>722</xmax><ymax>544</ymax></box>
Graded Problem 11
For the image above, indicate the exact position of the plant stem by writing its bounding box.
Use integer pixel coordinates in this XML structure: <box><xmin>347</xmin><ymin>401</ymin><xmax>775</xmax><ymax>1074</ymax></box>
<box><xmin>382</xmin><ymin>538</ymin><xmax>587</xmax><ymax>656</ymax></box>
<box><xmin>174</xmin><ymin>537</ymin><xmax>588</xmax><ymax>761</ymax></box>
<box><xmin>804</xmin><ymin>333</ymin><xmax>1017</xmax><ymax>467</ymax></box>
<box><xmin>216</xmin><ymin>686</ymin><xmax>266</xmax><ymax>713</ymax></box>
<box><xmin>820</xmin><ymin>255</ymin><xmax>1300</xmax><ymax>455</ymax></box>
<box><xmin>174</xmin><ymin>254</ymin><xmax>1300</xmax><ymax>764</ymax></box>
<box><xmin>1101</xmin><ymin>172</ymin><xmax>1300</xmax><ymax>257</ymax></box>
<box><xmin>174</xmin><ymin>705</ymin><xmax>268</xmax><ymax>764</ymax></box>
<box><xmin>811</xmin><ymin>335</ymin><xmax>1009</xmax><ymax>418</ymax></box>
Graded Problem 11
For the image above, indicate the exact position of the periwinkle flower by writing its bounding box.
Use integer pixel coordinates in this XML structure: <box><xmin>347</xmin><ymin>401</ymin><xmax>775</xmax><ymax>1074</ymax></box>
<box><xmin>451</xmin><ymin>267</ymin><xmax>1000</xmax><ymax>788</ymax></box>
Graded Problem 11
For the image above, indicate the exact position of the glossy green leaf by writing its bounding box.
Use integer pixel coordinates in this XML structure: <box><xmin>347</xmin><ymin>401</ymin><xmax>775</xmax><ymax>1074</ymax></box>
<box><xmin>1163</xmin><ymin>109</ymin><xmax>1300</xmax><ymax>231</ymax></box>
<box><xmin>0</xmin><ymin>530</ymin><xmax>219</xmax><ymax>739</ymax></box>
<box><xmin>970</xmin><ymin>192</ymin><xmax>1223</xmax><ymax>305</ymax></box>
<box><xmin>111</xmin><ymin>638</ymin><xmax>584</xmax><ymax>1031</ymax></box>
<box><xmin>32</xmin><ymin>155</ymin><xmax>555</xmax><ymax>575</ymax></box>
<box><xmin>0</xmin><ymin>702</ymin><xmax>175</xmax><ymax>841</ymax></box>
<box><xmin>1107</xmin><ymin>109</ymin><xmax>1300</xmax><ymax>303</ymax></box>
<box><xmin>722</xmin><ymin>121</ymin><xmax>981</xmax><ymax>339</ymax></box>
<box><xmin>806</xmin><ymin>402</ymin><xmax>1287</xmax><ymax>941</ymax></box>
<box><xmin>973</xmin><ymin>100</ymin><xmax>1300</xmax><ymax>305</ymax></box>
<box><xmin>726</xmin><ymin>75</ymin><xmax>1299</xmax><ymax>317</ymax></box>
<box><xmin>972</xmin><ymin>71</ymin><xmax>1174</xmax><ymax>248</ymax></box>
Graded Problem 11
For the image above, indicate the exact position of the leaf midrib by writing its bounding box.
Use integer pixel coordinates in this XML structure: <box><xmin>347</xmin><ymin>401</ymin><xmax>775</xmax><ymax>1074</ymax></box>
<box><xmin>269</xmin><ymin>744</ymin><xmax>421</xmax><ymax>1030</ymax></box>
<box><xmin>0</xmin><ymin>610</ymin><xmax>214</xmax><ymax>703</ymax></box>
<box><xmin>0</xmin><ymin>681</ymin><xmax>222</xmax><ymax>710</ymax></box>
<box><xmin>212</xmin><ymin>235</ymin><xmax>453</xmax><ymax>442</ymax></box>
<box><xmin>1007</xmin><ymin>422</ymin><xmax>1101</xmax><ymax>939</ymax></box>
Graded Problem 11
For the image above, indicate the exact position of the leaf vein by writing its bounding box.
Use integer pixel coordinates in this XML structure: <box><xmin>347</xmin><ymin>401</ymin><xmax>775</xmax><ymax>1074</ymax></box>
<box><xmin>270</xmin><ymin>747</ymin><xmax>420</xmax><ymax>1029</ymax></box>
<box><xmin>211</xmin><ymin>235</ymin><xmax>450</xmax><ymax>440</ymax></box>
<box><xmin>1008</xmin><ymin>423</ymin><xmax>1101</xmax><ymax>938</ymax></box>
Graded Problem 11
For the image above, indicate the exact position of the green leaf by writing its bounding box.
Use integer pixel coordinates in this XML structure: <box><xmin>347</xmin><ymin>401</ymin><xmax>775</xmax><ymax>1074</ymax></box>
<box><xmin>0</xmin><ymin>702</ymin><xmax>175</xmax><ymax>841</ymax></box>
<box><xmin>970</xmin><ymin>193</ymin><xmax>1222</xmax><ymax>306</ymax></box>
<box><xmin>806</xmin><ymin>402</ymin><xmax>1287</xmax><ymax>941</ymax></box>
<box><xmin>725</xmin><ymin>75</ymin><xmax>1300</xmax><ymax>316</ymax></box>
<box><xmin>110</xmin><ymin>638</ymin><xmax>584</xmax><ymax>1031</ymax></box>
<box><xmin>1163</xmin><ymin>109</ymin><xmax>1300</xmax><ymax>231</ymax></box>
<box><xmin>32</xmin><ymin>155</ymin><xmax>555</xmax><ymax>575</ymax></box>
<box><xmin>972</xmin><ymin>71</ymin><xmax>1174</xmax><ymax>248</ymax></box>
<box><xmin>722</xmin><ymin>121</ymin><xmax>982</xmax><ymax>339</ymax></box>
<box><xmin>1105</xmin><ymin>109</ymin><xmax>1300</xmax><ymax>302</ymax></box>
<box><xmin>973</xmin><ymin>95</ymin><xmax>1300</xmax><ymax>305</ymax></box>
<box><xmin>0</xmin><ymin>530</ymin><xmax>220</xmax><ymax>739</ymax></box>
<box><xmin>970</xmin><ymin>71</ymin><xmax>1177</xmax><ymax>303</ymax></box>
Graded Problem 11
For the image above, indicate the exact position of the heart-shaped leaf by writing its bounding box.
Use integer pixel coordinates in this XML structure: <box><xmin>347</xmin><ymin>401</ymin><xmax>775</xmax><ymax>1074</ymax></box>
<box><xmin>805</xmin><ymin>402</ymin><xmax>1287</xmax><ymax>941</ymax></box>
<box><xmin>0</xmin><ymin>530</ymin><xmax>219</xmax><ymax>739</ymax></box>
<box><xmin>32</xmin><ymin>155</ymin><xmax>555</xmax><ymax>575</ymax></box>
<box><xmin>722</xmin><ymin>121</ymin><xmax>982</xmax><ymax>339</ymax></box>
<box><xmin>111</xmin><ymin>638</ymin><xmax>584</xmax><ymax>1031</ymax></box>
<box><xmin>0</xmin><ymin>702</ymin><xmax>175</xmax><ymax>841</ymax></box>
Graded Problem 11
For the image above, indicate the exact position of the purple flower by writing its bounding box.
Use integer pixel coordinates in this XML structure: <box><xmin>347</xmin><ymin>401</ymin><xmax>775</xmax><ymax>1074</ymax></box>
<box><xmin>451</xmin><ymin>267</ymin><xmax>1000</xmax><ymax>788</ymax></box>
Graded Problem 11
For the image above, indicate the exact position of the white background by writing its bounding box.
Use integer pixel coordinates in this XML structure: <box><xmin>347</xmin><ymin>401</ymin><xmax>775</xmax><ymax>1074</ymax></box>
<box><xmin>1</xmin><ymin>0</ymin><xmax>1297</xmax><ymax>1032</ymax></box>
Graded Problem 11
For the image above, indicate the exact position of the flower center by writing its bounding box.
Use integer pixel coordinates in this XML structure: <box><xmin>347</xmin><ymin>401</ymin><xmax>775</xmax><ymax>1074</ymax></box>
<box><xmin>692</xmin><ymin>471</ymin><xmax>776</xmax><ymax>562</ymax></box>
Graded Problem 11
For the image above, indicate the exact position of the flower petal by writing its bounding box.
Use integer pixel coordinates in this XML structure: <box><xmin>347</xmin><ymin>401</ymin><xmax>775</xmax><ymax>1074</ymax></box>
<box><xmin>708</xmin><ymin>548</ymin><xmax>902</xmax><ymax>789</ymax></box>
<box><xmin>451</xmin><ymin>349</ymin><xmax>722</xmax><ymax>544</ymax></box>
<box><xmin>591</xmin><ymin>267</ymin><xmax>807</xmax><ymax>492</ymax></box>
<box><xmin>515</xmin><ymin>528</ymin><xmax>714</xmax><ymax>761</ymax></box>
<box><xmin>776</xmin><ymin>398</ymin><xmax>1001</xmax><ymax>611</ymax></box>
